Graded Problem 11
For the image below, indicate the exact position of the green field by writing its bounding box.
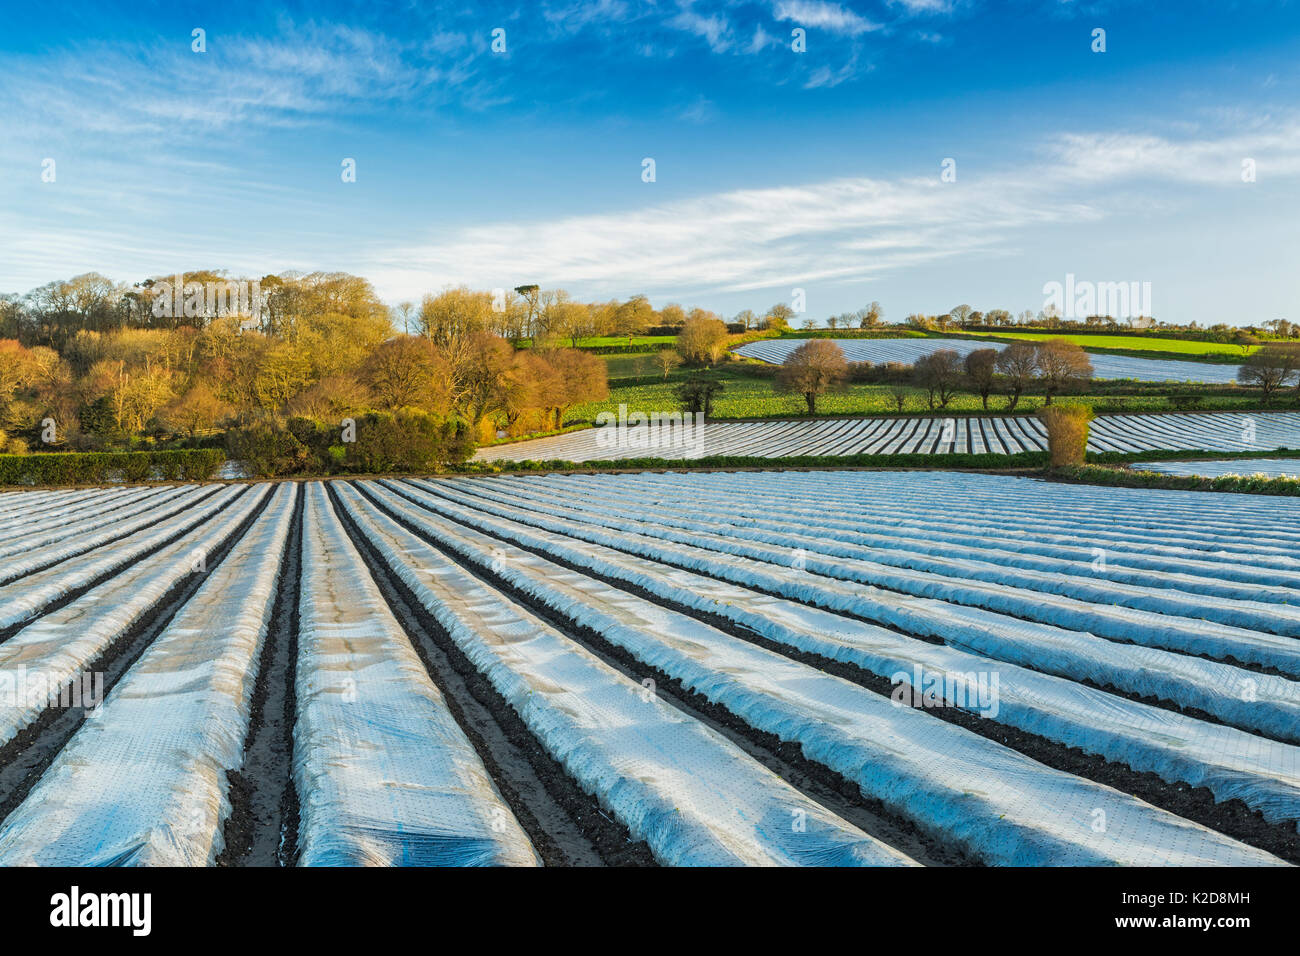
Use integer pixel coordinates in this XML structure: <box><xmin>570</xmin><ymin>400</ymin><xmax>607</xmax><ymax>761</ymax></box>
<box><xmin>967</xmin><ymin>331</ymin><xmax>1256</xmax><ymax>356</ymax></box>
<box><xmin>569</xmin><ymin>372</ymin><xmax>1263</xmax><ymax>423</ymax></box>
<box><xmin>520</xmin><ymin>335</ymin><xmax>677</xmax><ymax>349</ymax></box>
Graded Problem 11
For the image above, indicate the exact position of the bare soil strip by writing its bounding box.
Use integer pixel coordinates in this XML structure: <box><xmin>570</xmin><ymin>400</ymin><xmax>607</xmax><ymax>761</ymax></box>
<box><xmin>218</xmin><ymin>488</ymin><xmax>305</xmax><ymax>867</ymax></box>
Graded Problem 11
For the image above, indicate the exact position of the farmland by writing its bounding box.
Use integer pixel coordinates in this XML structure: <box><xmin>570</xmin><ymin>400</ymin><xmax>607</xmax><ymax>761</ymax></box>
<box><xmin>735</xmin><ymin>338</ymin><xmax>1244</xmax><ymax>384</ymax></box>
<box><xmin>1141</xmin><ymin>458</ymin><xmax>1300</xmax><ymax>479</ymax></box>
<box><xmin>958</xmin><ymin>331</ymin><xmax>1256</xmax><ymax>357</ymax></box>
<box><xmin>474</xmin><ymin>411</ymin><xmax>1300</xmax><ymax>462</ymax></box>
<box><xmin>565</xmin><ymin>372</ymin><xmax>1268</xmax><ymax>425</ymax></box>
<box><xmin>0</xmin><ymin>472</ymin><xmax>1295</xmax><ymax>867</ymax></box>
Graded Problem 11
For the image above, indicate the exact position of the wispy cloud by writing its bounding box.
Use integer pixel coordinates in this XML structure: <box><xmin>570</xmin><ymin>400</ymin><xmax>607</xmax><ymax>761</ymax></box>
<box><xmin>668</xmin><ymin>6</ymin><xmax>735</xmax><ymax>52</ymax></box>
<box><xmin>359</xmin><ymin>115</ymin><xmax>1300</xmax><ymax>301</ymax></box>
<box><xmin>1046</xmin><ymin>121</ymin><xmax>1300</xmax><ymax>183</ymax></box>
<box><xmin>774</xmin><ymin>1</ymin><xmax>881</xmax><ymax>36</ymax></box>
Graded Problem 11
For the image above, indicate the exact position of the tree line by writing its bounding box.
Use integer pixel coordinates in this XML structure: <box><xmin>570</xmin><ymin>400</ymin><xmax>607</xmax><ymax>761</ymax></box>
<box><xmin>771</xmin><ymin>339</ymin><xmax>1097</xmax><ymax>415</ymax></box>
<box><xmin>0</xmin><ymin>272</ymin><xmax>626</xmax><ymax>459</ymax></box>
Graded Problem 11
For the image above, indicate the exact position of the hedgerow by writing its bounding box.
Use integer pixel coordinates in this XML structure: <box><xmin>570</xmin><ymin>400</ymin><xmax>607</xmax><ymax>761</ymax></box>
<box><xmin>0</xmin><ymin>449</ymin><xmax>225</xmax><ymax>486</ymax></box>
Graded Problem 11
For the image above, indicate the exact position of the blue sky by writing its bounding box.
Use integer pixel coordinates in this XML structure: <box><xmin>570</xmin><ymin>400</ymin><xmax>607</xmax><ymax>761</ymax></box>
<box><xmin>2</xmin><ymin>0</ymin><xmax>1299</xmax><ymax>325</ymax></box>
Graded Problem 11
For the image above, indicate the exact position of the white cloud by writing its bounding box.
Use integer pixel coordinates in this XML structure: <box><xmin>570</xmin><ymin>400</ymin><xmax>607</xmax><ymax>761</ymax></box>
<box><xmin>773</xmin><ymin>1</ymin><xmax>880</xmax><ymax>36</ymax></box>
<box><xmin>889</xmin><ymin>0</ymin><xmax>955</xmax><ymax>13</ymax></box>
<box><xmin>361</xmin><ymin>170</ymin><xmax>1083</xmax><ymax>300</ymax></box>
<box><xmin>668</xmin><ymin>8</ymin><xmax>734</xmax><ymax>52</ymax></box>
<box><xmin>357</xmin><ymin>117</ymin><xmax>1300</xmax><ymax>302</ymax></box>
<box><xmin>1047</xmin><ymin>121</ymin><xmax>1300</xmax><ymax>183</ymax></box>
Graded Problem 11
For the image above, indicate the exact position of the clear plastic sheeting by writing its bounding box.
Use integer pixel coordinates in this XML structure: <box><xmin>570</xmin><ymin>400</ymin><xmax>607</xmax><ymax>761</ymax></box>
<box><xmin>0</xmin><ymin>486</ymin><xmax>143</xmax><ymax>535</ymax></box>
<box><xmin>473</xmin><ymin>411</ymin><xmax>1300</xmax><ymax>462</ymax></box>
<box><xmin>0</xmin><ymin>487</ymin><xmax>118</xmax><ymax>524</ymax></box>
<box><xmin>376</xmin><ymin>480</ymin><xmax>1288</xmax><ymax>866</ymax></box>
<box><xmin>0</xmin><ymin>486</ymin><xmax>219</xmax><ymax>582</ymax></box>
<box><xmin>737</xmin><ymin>337</ymin><xmax>1245</xmax><ymax>384</ymax></box>
<box><xmin>0</xmin><ymin>486</ymin><xmax>191</xmax><ymax>561</ymax></box>
<box><xmin>0</xmin><ymin>484</ymin><xmax>297</xmax><ymax>866</ymax></box>
<box><xmin>378</xmin><ymin>481</ymin><xmax>1300</xmax><ymax>827</ymax></box>
<box><xmin>1141</xmin><ymin>458</ymin><xmax>1300</xmax><ymax>479</ymax></box>
<box><xmin>335</xmin><ymin>483</ymin><xmax>917</xmax><ymax>867</ymax></box>
<box><xmin>503</xmin><ymin>475</ymin><xmax>1300</xmax><ymax>640</ymax></box>
<box><xmin>0</xmin><ymin>484</ymin><xmax>238</xmax><ymax>599</ymax></box>
<box><xmin>294</xmin><ymin>483</ymin><xmax>540</xmax><ymax>867</ymax></box>
<box><xmin>0</xmin><ymin>484</ymin><xmax>271</xmax><ymax>749</ymax></box>
<box><xmin>0</xmin><ymin>489</ymin><xmax>67</xmax><ymax>517</ymax></box>
<box><xmin>551</xmin><ymin>471</ymin><xmax>1300</xmax><ymax>600</ymax></box>
<box><xmin>417</xmin><ymin>477</ymin><xmax>1300</xmax><ymax>742</ymax></box>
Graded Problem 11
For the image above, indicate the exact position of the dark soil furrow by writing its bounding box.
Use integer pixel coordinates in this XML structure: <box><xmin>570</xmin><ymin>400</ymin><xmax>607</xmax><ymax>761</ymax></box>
<box><xmin>217</xmin><ymin>486</ymin><xmax>305</xmax><ymax>868</ymax></box>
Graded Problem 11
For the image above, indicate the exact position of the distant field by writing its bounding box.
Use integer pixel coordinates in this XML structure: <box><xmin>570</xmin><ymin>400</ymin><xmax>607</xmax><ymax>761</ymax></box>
<box><xmin>521</xmin><ymin>335</ymin><xmax>677</xmax><ymax>348</ymax></box>
<box><xmin>737</xmin><ymin>337</ymin><xmax>1243</xmax><ymax>383</ymax></box>
<box><xmin>568</xmin><ymin>377</ymin><xmax>1261</xmax><ymax>422</ymax></box>
<box><xmin>969</xmin><ymin>332</ymin><xmax>1255</xmax><ymax>356</ymax></box>
<box><xmin>1140</xmin><ymin>457</ymin><xmax>1300</xmax><ymax>479</ymax></box>
<box><xmin>479</xmin><ymin>410</ymin><xmax>1300</xmax><ymax>461</ymax></box>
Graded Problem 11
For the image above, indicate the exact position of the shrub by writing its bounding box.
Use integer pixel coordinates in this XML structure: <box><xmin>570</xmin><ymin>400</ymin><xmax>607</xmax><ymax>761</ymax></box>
<box><xmin>675</xmin><ymin>377</ymin><xmax>726</xmax><ymax>417</ymax></box>
<box><xmin>1037</xmin><ymin>403</ymin><xmax>1095</xmax><ymax>466</ymax></box>
<box><xmin>227</xmin><ymin>413</ymin><xmax>474</xmax><ymax>477</ymax></box>
<box><xmin>226</xmin><ymin>423</ymin><xmax>313</xmax><ymax>477</ymax></box>
<box><xmin>1169</xmin><ymin>393</ymin><xmax>1205</xmax><ymax>411</ymax></box>
<box><xmin>343</xmin><ymin>411</ymin><xmax>474</xmax><ymax>473</ymax></box>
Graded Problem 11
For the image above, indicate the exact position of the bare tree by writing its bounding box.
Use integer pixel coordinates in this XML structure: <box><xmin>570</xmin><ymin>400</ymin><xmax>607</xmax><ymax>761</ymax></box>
<box><xmin>1035</xmin><ymin>339</ymin><xmax>1093</xmax><ymax>405</ymax></box>
<box><xmin>774</xmin><ymin>339</ymin><xmax>849</xmax><ymax>415</ymax></box>
<box><xmin>995</xmin><ymin>342</ymin><xmax>1038</xmax><ymax>412</ymax></box>
<box><xmin>1237</xmin><ymin>345</ymin><xmax>1300</xmax><ymax>406</ymax></box>
<box><xmin>913</xmin><ymin>349</ymin><xmax>964</xmax><ymax>409</ymax></box>
<box><xmin>675</xmin><ymin>315</ymin><xmax>729</xmax><ymax>366</ymax></box>
<box><xmin>655</xmin><ymin>349</ymin><xmax>682</xmax><ymax>379</ymax></box>
<box><xmin>964</xmin><ymin>348</ymin><xmax>998</xmax><ymax>410</ymax></box>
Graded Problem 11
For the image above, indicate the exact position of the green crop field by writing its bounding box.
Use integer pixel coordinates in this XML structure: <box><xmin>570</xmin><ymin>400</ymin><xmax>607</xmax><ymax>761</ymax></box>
<box><xmin>569</xmin><ymin>372</ymin><xmax>1263</xmax><ymax>423</ymax></box>
<box><xmin>520</xmin><ymin>335</ymin><xmax>677</xmax><ymax>349</ymax></box>
<box><xmin>968</xmin><ymin>331</ymin><xmax>1256</xmax><ymax>356</ymax></box>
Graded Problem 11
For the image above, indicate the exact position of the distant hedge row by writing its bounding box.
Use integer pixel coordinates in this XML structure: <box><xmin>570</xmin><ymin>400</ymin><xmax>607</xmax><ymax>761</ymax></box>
<box><xmin>0</xmin><ymin>449</ymin><xmax>225</xmax><ymax>486</ymax></box>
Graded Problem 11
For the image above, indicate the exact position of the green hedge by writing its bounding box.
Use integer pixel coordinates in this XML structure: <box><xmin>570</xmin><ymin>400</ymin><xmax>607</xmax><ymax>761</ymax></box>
<box><xmin>226</xmin><ymin>412</ymin><xmax>474</xmax><ymax>478</ymax></box>
<box><xmin>578</xmin><ymin>343</ymin><xmax>673</xmax><ymax>355</ymax></box>
<box><xmin>0</xmin><ymin>449</ymin><xmax>225</xmax><ymax>486</ymax></box>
